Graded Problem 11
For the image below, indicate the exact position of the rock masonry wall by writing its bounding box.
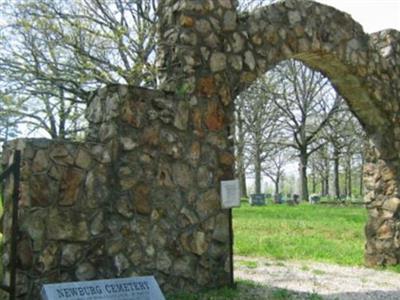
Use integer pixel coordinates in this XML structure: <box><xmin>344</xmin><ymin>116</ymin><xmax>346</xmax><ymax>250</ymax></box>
<box><xmin>2</xmin><ymin>0</ymin><xmax>400</xmax><ymax>298</ymax></box>
<box><xmin>2</xmin><ymin>86</ymin><xmax>232</xmax><ymax>298</ymax></box>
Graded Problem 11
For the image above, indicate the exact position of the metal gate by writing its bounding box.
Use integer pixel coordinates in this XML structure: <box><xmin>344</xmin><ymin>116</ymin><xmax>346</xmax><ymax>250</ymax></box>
<box><xmin>0</xmin><ymin>150</ymin><xmax>21</xmax><ymax>300</ymax></box>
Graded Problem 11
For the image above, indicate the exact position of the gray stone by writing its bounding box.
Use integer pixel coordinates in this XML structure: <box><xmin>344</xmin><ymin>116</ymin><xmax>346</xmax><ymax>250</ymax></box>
<box><xmin>157</xmin><ymin>252</ymin><xmax>172</xmax><ymax>273</ymax></box>
<box><xmin>229</xmin><ymin>55</ymin><xmax>243</xmax><ymax>71</ymax></box>
<box><xmin>288</xmin><ymin>10</ymin><xmax>301</xmax><ymax>24</ymax></box>
<box><xmin>47</xmin><ymin>209</ymin><xmax>90</xmax><ymax>241</ymax></box>
<box><xmin>196</xmin><ymin>19</ymin><xmax>212</xmax><ymax>34</ymax></box>
<box><xmin>75</xmin><ymin>149</ymin><xmax>92</xmax><ymax>169</ymax></box>
<box><xmin>173</xmin><ymin>162</ymin><xmax>193</xmax><ymax>188</ymax></box>
<box><xmin>120</xmin><ymin>137</ymin><xmax>138</xmax><ymax>151</ymax></box>
<box><xmin>90</xmin><ymin>212</ymin><xmax>104</xmax><ymax>235</ymax></box>
<box><xmin>212</xmin><ymin>213</ymin><xmax>229</xmax><ymax>242</ymax></box>
<box><xmin>61</xmin><ymin>244</ymin><xmax>82</xmax><ymax>266</ymax></box>
<box><xmin>232</xmin><ymin>32</ymin><xmax>245</xmax><ymax>53</ymax></box>
<box><xmin>223</xmin><ymin>11</ymin><xmax>236</xmax><ymax>31</ymax></box>
<box><xmin>76</xmin><ymin>262</ymin><xmax>96</xmax><ymax>281</ymax></box>
<box><xmin>244</xmin><ymin>51</ymin><xmax>256</xmax><ymax>70</ymax></box>
<box><xmin>191</xmin><ymin>231</ymin><xmax>208</xmax><ymax>255</ymax></box>
<box><xmin>114</xmin><ymin>253</ymin><xmax>130</xmax><ymax>275</ymax></box>
<box><xmin>210</xmin><ymin>52</ymin><xmax>227</xmax><ymax>72</ymax></box>
<box><xmin>174</xmin><ymin>101</ymin><xmax>189</xmax><ymax>130</ymax></box>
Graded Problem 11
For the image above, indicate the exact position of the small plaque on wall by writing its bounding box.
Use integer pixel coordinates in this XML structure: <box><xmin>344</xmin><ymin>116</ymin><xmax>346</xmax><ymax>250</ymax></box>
<box><xmin>220</xmin><ymin>179</ymin><xmax>241</xmax><ymax>209</ymax></box>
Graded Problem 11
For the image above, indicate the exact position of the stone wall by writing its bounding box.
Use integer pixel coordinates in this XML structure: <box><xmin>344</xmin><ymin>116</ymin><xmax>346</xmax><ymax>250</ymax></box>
<box><xmin>1</xmin><ymin>0</ymin><xmax>400</xmax><ymax>298</ymax></box>
<box><xmin>2</xmin><ymin>86</ymin><xmax>232</xmax><ymax>298</ymax></box>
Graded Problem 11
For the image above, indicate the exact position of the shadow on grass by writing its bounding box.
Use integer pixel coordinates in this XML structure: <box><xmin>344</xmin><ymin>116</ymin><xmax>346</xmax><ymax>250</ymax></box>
<box><xmin>165</xmin><ymin>280</ymin><xmax>325</xmax><ymax>300</ymax></box>
<box><xmin>166</xmin><ymin>279</ymin><xmax>400</xmax><ymax>300</ymax></box>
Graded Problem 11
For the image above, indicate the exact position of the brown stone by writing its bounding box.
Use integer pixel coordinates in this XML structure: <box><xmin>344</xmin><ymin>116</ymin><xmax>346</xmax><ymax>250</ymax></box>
<box><xmin>158</xmin><ymin>163</ymin><xmax>174</xmax><ymax>187</ymax></box>
<box><xmin>197</xmin><ymin>76</ymin><xmax>216</xmax><ymax>98</ymax></box>
<box><xmin>219</xmin><ymin>152</ymin><xmax>235</xmax><ymax>166</ymax></box>
<box><xmin>17</xmin><ymin>235</ymin><xmax>33</xmax><ymax>269</ymax></box>
<box><xmin>32</xmin><ymin>150</ymin><xmax>49</xmax><ymax>173</ymax></box>
<box><xmin>189</xmin><ymin>142</ymin><xmax>201</xmax><ymax>164</ymax></box>
<box><xmin>377</xmin><ymin>223</ymin><xmax>394</xmax><ymax>239</ymax></box>
<box><xmin>133</xmin><ymin>184</ymin><xmax>151</xmax><ymax>215</ymax></box>
<box><xmin>197</xmin><ymin>189</ymin><xmax>220</xmax><ymax>218</ymax></box>
<box><xmin>192</xmin><ymin>108</ymin><xmax>204</xmax><ymax>136</ymax></box>
<box><xmin>121</xmin><ymin>101</ymin><xmax>145</xmax><ymax>128</ymax></box>
<box><xmin>59</xmin><ymin>168</ymin><xmax>84</xmax><ymax>206</ymax></box>
<box><xmin>383</xmin><ymin>197</ymin><xmax>400</xmax><ymax>213</ymax></box>
<box><xmin>141</xmin><ymin>126</ymin><xmax>160</xmax><ymax>146</ymax></box>
<box><xmin>180</xmin><ymin>15</ymin><xmax>194</xmax><ymax>27</ymax></box>
<box><xmin>218</xmin><ymin>85</ymin><xmax>231</xmax><ymax>106</ymax></box>
<box><xmin>205</xmin><ymin>101</ymin><xmax>225</xmax><ymax>131</ymax></box>
<box><xmin>30</xmin><ymin>174</ymin><xmax>53</xmax><ymax>207</ymax></box>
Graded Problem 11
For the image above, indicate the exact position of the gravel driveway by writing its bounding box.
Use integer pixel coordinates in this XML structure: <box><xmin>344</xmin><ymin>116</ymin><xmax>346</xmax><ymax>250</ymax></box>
<box><xmin>234</xmin><ymin>256</ymin><xmax>400</xmax><ymax>300</ymax></box>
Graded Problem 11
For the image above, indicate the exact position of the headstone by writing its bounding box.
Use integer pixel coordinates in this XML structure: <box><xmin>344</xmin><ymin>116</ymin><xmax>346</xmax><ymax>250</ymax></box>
<box><xmin>41</xmin><ymin>276</ymin><xmax>165</xmax><ymax>300</ymax></box>
<box><xmin>220</xmin><ymin>179</ymin><xmax>241</xmax><ymax>208</ymax></box>
<box><xmin>309</xmin><ymin>194</ymin><xmax>320</xmax><ymax>204</ymax></box>
<box><xmin>293</xmin><ymin>194</ymin><xmax>300</xmax><ymax>204</ymax></box>
<box><xmin>249</xmin><ymin>194</ymin><xmax>265</xmax><ymax>206</ymax></box>
<box><xmin>274</xmin><ymin>193</ymin><xmax>282</xmax><ymax>204</ymax></box>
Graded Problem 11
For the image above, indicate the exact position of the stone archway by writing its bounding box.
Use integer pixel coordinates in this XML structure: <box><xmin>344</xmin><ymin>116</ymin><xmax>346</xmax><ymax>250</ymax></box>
<box><xmin>2</xmin><ymin>0</ymin><xmax>400</xmax><ymax>298</ymax></box>
<box><xmin>156</xmin><ymin>0</ymin><xmax>400</xmax><ymax>280</ymax></box>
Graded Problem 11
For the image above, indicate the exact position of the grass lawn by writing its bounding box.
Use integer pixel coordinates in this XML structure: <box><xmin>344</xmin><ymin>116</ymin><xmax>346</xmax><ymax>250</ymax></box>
<box><xmin>233</xmin><ymin>202</ymin><xmax>367</xmax><ymax>266</ymax></box>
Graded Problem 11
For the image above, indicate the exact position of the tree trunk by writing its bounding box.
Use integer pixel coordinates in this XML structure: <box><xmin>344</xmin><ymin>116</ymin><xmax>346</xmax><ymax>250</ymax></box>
<box><xmin>359</xmin><ymin>153</ymin><xmax>364</xmax><ymax>196</ymax></box>
<box><xmin>324</xmin><ymin>156</ymin><xmax>330</xmax><ymax>196</ymax></box>
<box><xmin>321</xmin><ymin>178</ymin><xmax>325</xmax><ymax>195</ymax></box>
<box><xmin>311</xmin><ymin>172</ymin><xmax>316</xmax><ymax>194</ymax></box>
<box><xmin>299</xmin><ymin>152</ymin><xmax>309</xmax><ymax>202</ymax></box>
<box><xmin>347</xmin><ymin>156</ymin><xmax>352</xmax><ymax>197</ymax></box>
<box><xmin>236</xmin><ymin>110</ymin><xmax>247</xmax><ymax>198</ymax></box>
<box><xmin>333</xmin><ymin>146</ymin><xmax>340</xmax><ymax>200</ymax></box>
<box><xmin>255</xmin><ymin>158</ymin><xmax>261</xmax><ymax>194</ymax></box>
<box><xmin>274</xmin><ymin>179</ymin><xmax>279</xmax><ymax>198</ymax></box>
<box><xmin>239</xmin><ymin>171</ymin><xmax>247</xmax><ymax>198</ymax></box>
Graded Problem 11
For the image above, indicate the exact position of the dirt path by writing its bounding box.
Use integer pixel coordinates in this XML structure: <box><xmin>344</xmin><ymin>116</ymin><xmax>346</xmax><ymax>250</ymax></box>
<box><xmin>234</xmin><ymin>256</ymin><xmax>400</xmax><ymax>299</ymax></box>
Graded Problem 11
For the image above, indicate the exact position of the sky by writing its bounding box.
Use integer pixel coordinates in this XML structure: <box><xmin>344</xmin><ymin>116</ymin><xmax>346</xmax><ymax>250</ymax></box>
<box><xmin>317</xmin><ymin>0</ymin><xmax>400</xmax><ymax>33</ymax></box>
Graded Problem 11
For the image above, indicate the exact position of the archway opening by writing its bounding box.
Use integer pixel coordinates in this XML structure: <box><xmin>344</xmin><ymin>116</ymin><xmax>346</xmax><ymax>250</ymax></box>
<box><xmin>232</xmin><ymin>58</ymin><xmax>370</xmax><ymax>289</ymax></box>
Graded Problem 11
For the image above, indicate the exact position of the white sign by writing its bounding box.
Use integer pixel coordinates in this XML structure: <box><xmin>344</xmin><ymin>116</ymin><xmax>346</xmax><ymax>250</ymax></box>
<box><xmin>221</xmin><ymin>179</ymin><xmax>241</xmax><ymax>208</ymax></box>
<box><xmin>41</xmin><ymin>276</ymin><xmax>165</xmax><ymax>300</ymax></box>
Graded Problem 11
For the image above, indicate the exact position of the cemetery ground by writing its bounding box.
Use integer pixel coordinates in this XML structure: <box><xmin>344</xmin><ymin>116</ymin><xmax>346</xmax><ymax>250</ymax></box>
<box><xmin>1</xmin><ymin>202</ymin><xmax>400</xmax><ymax>299</ymax></box>
<box><xmin>168</xmin><ymin>202</ymin><xmax>400</xmax><ymax>299</ymax></box>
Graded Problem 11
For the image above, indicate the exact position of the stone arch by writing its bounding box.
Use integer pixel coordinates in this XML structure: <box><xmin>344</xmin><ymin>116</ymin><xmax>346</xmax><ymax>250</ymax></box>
<box><xmin>224</xmin><ymin>0</ymin><xmax>400</xmax><ymax>267</ymax></box>
<box><xmin>2</xmin><ymin>0</ymin><xmax>400</xmax><ymax>297</ymax></box>
<box><xmin>232</xmin><ymin>1</ymin><xmax>395</xmax><ymax>143</ymax></box>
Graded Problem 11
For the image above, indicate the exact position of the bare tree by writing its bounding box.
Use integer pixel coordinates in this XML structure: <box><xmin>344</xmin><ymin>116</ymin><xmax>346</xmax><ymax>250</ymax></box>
<box><xmin>322</xmin><ymin>100</ymin><xmax>365</xmax><ymax>200</ymax></box>
<box><xmin>263</xmin><ymin>148</ymin><xmax>291</xmax><ymax>201</ymax></box>
<box><xmin>237</xmin><ymin>76</ymin><xmax>282</xmax><ymax>194</ymax></box>
<box><xmin>234</xmin><ymin>106</ymin><xmax>250</xmax><ymax>198</ymax></box>
<box><xmin>0</xmin><ymin>0</ymin><xmax>157</xmax><ymax>138</ymax></box>
<box><xmin>263</xmin><ymin>59</ymin><xmax>341</xmax><ymax>201</ymax></box>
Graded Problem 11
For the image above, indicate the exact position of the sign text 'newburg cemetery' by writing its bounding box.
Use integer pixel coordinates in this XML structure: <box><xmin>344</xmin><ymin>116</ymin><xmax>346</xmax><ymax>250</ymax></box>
<box><xmin>41</xmin><ymin>276</ymin><xmax>165</xmax><ymax>300</ymax></box>
<box><xmin>221</xmin><ymin>179</ymin><xmax>241</xmax><ymax>208</ymax></box>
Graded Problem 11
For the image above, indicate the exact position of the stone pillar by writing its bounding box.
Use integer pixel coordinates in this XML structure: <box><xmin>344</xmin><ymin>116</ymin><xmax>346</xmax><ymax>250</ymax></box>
<box><xmin>156</xmin><ymin>0</ymin><xmax>240</xmax><ymax>288</ymax></box>
<box><xmin>363</xmin><ymin>139</ymin><xmax>400</xmax><ymax>266</ymax></box>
